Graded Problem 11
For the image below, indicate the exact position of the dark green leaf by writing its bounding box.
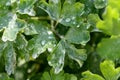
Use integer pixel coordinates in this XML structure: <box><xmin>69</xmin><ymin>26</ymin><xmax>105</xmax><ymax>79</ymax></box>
<box><xmin>48</xmin><ymin>40</ymin><xmax>65</xmax><ymax>74</ymax></box>
<box><xmin>16</xmin><ymin>0</ymin><xmax>37</xmax><ymax>16</ymax></box>
<box><xmin>4</xmin><ymin>42</ymin><xmax>16</xmax><ymax>75</ymax></box>
<box><xmin>65</xmin><ymin>27</ymin><xmax>90</xmax><ymax>45</ymax></box>
<box><xmin>26</xmin><ymin>20</ymin><xmax>56</xmax><ymax>59</ymax></box>
<box><xmin>0</xmin><ymin>73</ymin><xmax>14</xmax><ymax>80</ymax></box>
<box><xmin>65</xmin><ymin>42</ymin><xmax>87</xmax><ymax>67</ymax></box>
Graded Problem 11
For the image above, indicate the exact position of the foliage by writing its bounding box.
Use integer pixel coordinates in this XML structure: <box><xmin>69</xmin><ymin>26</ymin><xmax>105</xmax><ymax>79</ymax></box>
<box><xmin>0</xmin><ymin>0</ymin><xmax>120</xmax><ymax>80</ymax></box>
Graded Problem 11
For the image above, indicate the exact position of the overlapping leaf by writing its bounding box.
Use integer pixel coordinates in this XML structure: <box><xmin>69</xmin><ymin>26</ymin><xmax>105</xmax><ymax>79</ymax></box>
<box><xmin>94</xmin><ymin>0</ymin><xmax>107</xmax><ymax>9</ymax></box>
<box><xmin>41</xmin><ymin>70</ymin><xmax>77</xmax><ymax>80</ymax></box>
<box><xmin>39</xmin><ymin>0</ymin><xmax>84</xmax><ymax>27</ymax></box>
<box><xmin>65</xmin><ymin>27</ymin><xmax>90</xmax><ymax>45</ymax></box>
<box><xmin>97</xmin><ymin>36</ymin><xmax>120</xmax><ymax>61</ymax></box>
<box><xmin>26</xmin><ymin>20</ymin><xmax>56</xmax><ymax>59</ymax></box>
<box><xmin>16</xmin><ymin>0</ymin><xmax>37</xmax><ymax>16</ymax></box>
<box><xmin>96</xmin><ymin>0</ymin><xmax>120</xmax><ymax>35</ymax></box>
<box><xmin>0</xmin><ymin>11</ymin><xmax>27</xmax><ymax>42</ymax></box>
<box><xmin>65</xmin><ymin>42</ymin><xmax>87</xmax><ymax>67</ymax></box>
<box><xmin>81</xmin><ymin>60</ymin><xmax>120</xmax><ymax>80</ymax></box>
<box><xmin>0</xmin><ymin>73</ymin><xmax>14</xmax><ymax>80</ymax></box>
<box><xmin>48</xmin><ymin>40</ymin><xmax>65</xmax><ymax>74</ymax></box>
<box><xmin>4</xmin><ymin>42</ymin><xmax>16</xmax><ymax>75</ymax></box>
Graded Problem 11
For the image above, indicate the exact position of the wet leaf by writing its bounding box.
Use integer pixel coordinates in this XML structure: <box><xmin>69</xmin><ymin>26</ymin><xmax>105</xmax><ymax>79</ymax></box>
<box><xmin>65</xmin><ymin>27</ymin><xmax>90</xmax><ymax>45</ymax></box>
<box><xmin>16</xmin><ymin>0</ymin><xmax>37</xmax><ymax>16</ymax></box>
<box><xmin>27</xmin><ymin>20</ymin><xmax>56</xmax><ymax>59</ymax></box>
<box><xmin>48</xmin><ymin>40</ymin><xmax>65</xmax><ymax>74</ymax></box>
<box><xmin>4</xmin><ymin>42</ymin><xmax>16</xmax><ymax>75</ymax></box>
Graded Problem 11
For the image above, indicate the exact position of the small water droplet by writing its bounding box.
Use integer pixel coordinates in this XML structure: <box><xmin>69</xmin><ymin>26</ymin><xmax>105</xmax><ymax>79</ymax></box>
<box><xmin>41</xmin><ymin>40</ymin><xmax>46</xmax><ymax>45</ymax></box>
<box><xmin>72</xmin><ymin>16</ymin><xmax>75</xmax><ymax>20</ymax></box>
<box><xmin>47</xmin><ymin>31</ymin><xmax>52</xmax><ymax>35</ymax></box>
<box><xmin>65</xmin><ymin>18</ymin><xmax>71</xmax><ymax>22</ymax></box>
<box><xmin>32</xmin><ymin>53</ymin><xmax>38</xmax><ymax>59</ymax></box>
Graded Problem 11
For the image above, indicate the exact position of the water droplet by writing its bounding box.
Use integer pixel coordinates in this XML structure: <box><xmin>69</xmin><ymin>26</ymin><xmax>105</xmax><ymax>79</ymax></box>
<box><xmin>77</xmin><ymin>25</ymin><xmax>80</xmax><ymax>27</ymax></box>
<box><xmin>47</xmin><ymin>31</ymin><xmax>52</xmax><ymax>35</ymax></box>
<box><xmin>32</xmin><ymin>53</ymin><xmax>38</xmax><ymax>59</ymax></box>
<box><xmin>0</xmin><ymin>24</ymin><xmax>3</xmax><ymax>26</ymax></box>
<box><xmin>72</xmin><ymin>16</ymin><xmax>75</xmax><ymax>20</ymax></box>
<box><xmin>41</xmin><ymin>40</ymin><xmax>46</xmax><ymax>45</ymax></box>
<box><xmin>48</xmin><ymin>36</ymin><xmax>53</xmax><ymax>39</ymax></box>
<box><xmin>73</xmin><ymin>22</ymin><xmax>76</xmax><ymax>24</ymax></box>
<box><xmin>65</xmin><ymin>18</ymin><xmax>71</xmax><ymax>22</ymax></box>
<box><xmin>48</xmin><ymin>48</ymin><xmax>53</xmax><ymax>52</ymax></box>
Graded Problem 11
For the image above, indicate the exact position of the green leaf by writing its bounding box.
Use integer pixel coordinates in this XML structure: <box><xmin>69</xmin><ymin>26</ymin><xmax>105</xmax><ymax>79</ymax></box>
<box><xmin>14</xmin><ymin>34</ymin><xmax>29</xmax><ymax>60</ymax></box>
<box><xmin>97</xmin><ymin>36</ymin><xmax>120</xmax><ymax>61</ymax></box>
<box><xmin>81</xmin><ymin>60</ymin><xmax>120</xmax><ymax>80</ymax></box>
<box><xmin>39</xmin><ymin>0</ymin><xmax>61</xmax><ymax>20</ymax></box>
<box><xmin>0</xmin><ymin>73</ymin><xmax>14</xmax><ymax>80</ymax></box>
<box><xmin>94</xmin><ymin>0</ymin><xmax>107</xmax><ymax>9</ymax></box>
<box><xmin>48</xmin><ymin>40</ymin><xmax>65</xmax><ymax>74</ymax></box>
<box><xmin>4</xmin><ymin>42</ymin><xmax>16</xmax><ymax>75</ymax></box>
<box><xmin>2</xmin><ymin>18</ymin><xmax>26</xmax><ymax>42</ymax></box>
<box><xmin>0</xmin><ymin>0</ymin><xmax>16</xmax><ymax>6</ymax></box>
<box><xmin>16</xmin><ymin>0</ymin><xmax>37</xmax><ymax>16</ymax></box>
<box><xmin>27</xmin><ymin>20</ymin><xmax>56</xmax><ymax>59</ymax></box>
<box><xmin>65</xmin><ymin>42</ymin><xmax>87</xmax><ymax>67</ymax></box>
<box><xmin>65</xmin><ymin>27</ymin><xmax>90</xmax><ymax>45</ymax></box>
<box><xmin>100</xmin><ymin>60</ymin><xmax>120</xmax><ymax>80</ymax></box>
<box><xmin>39</xmin><ymin>0</ymin><xmax>84</xmax><ymax>27</ymax></box>
<box><xmin>96</xmin><ymin>0</ymin><xmax>120</xmax><ymax>35</ymax></box>
<box><xmin>41</xmin><ymin>70</ymin><xmax>77</xmax><ymax>80</ymax></box>
<box><xmin>81</xmin><ymin>71</ymin><xmax>105</xmax><ymax>80</ymax></box>
<box><xmin>59</xmin><ymin>0</ymin><xmax>84</xmax><ymax>27</ymax></box>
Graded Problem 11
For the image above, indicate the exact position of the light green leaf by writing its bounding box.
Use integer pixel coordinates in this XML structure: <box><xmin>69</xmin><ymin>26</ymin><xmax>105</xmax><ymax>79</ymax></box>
<box><xmin>41</xmin><ymin>70</ymin><xmax>77</xmax><ymax>80</ymax></box>
<box><xmin>65</xmin><ymin>27</ymin><xmax>90</xmax><ymax>45</ymax></box>
<box><xmin>100</xmin><ymin>60</ymin><xmax>120</xmax><ymax>80</ymax></box>
<box><xmin>4</xmin><ymin>42</ymin><xmax>16</xmax><ymax>75</ymax></box>
<box><xmin>2</xmin><ymin>18</ymin><xmax>26</xmax><ymax>42</ymax></box>
<box><xmin>81</xmin><ymin>71</ymin><xmax>105</xmax><ymax>80</ymax></box>
<box><xmin>48</xmin><ymin>40</ymin><xmax>65</xmax><ymax>74</ymax></box>
<box><xmin>0</xmin><ymin>73</ymin><xmax>14</xmax><ymax>80</ymax></box>
<box><xmin>94</xmin><ymin>0</ymin><xmax>107</xmax><ymax>9</ymax></box>
<box><xmin>96</xmin><ymin>0</ymin><xmax>120</xmax><ymax>35</ymax></box>
<box><xmin>16</xmin><ymin>0</ymin><xmax>37</xmax><ymax>16</ymax></box>
<box><xmin>27</xmin><ymin>20</ymin><xmax>56</xmax><ymax>59</ymax></box>
<box><xmin>97</xmin><ymin>36</ymin><xmax>120</xmax><ymax>61</ymax></box>
<box><xmin>65</xmin><ymin>42</ymin><xmax>87</xmax><ymax>67</ymax></box>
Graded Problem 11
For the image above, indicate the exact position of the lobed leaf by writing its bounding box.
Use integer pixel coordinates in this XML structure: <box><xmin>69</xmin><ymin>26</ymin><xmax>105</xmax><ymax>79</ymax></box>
<box><xmin>97</xmin><ymin>36</ymin><xmax>120</xmax><ymax>61</ymax></box>
<box><xmin>48</xmin><ymin>40</ymin><xmax>65</xmax><ymax>74</ymax></box>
